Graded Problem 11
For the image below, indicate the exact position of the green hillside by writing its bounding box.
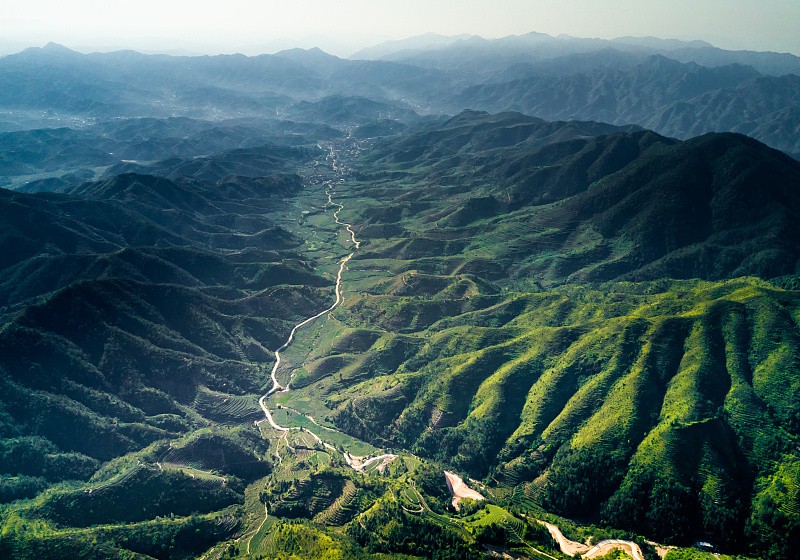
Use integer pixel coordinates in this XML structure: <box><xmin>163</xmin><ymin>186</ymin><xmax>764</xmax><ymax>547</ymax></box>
<box><xmin>355</xmin><ymin>112</ymin><xmax>800</xmax><ymax>285</ymax></box>
<box><xmin>281</xmin><ymin>114</ymin><xmax>800</xmax><ymax>557</ymax></box>
<box><xmin>323</xmin><ymin>277</ymin><xmax>800</xmax><ymax>550</ymax></box>
<box><xmin>0</xmin><ymin>109</ymin><xmax>798</xmax><ymax>559</ymax></box>
<box><xmin>0</xmin><ymin>155</ymin><xmax>337</xmax><ymax>557</ymax></box>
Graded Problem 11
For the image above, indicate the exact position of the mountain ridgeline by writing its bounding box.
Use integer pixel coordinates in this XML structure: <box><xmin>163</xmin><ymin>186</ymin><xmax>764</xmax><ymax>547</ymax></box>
<box><xmin>355</xmin><ymin>111</ymin><xmax>800</xmax><ymax>284</ymax></box>
<box><xmin>0</xmin><ymin>35</ymin><xmax>798</xmax><ymax>560</ymax></box>
<box><xmin>0</xmin><ymin>35</ymin><xmax>798</xmax><ymax>159</ymax></box>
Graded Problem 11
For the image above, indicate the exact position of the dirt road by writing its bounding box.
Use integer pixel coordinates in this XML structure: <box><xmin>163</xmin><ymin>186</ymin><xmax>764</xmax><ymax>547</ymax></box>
<box><xmin>444</xmin><ymin>470</ymin><xmax>485</xmax><ymax>510</ymax></box>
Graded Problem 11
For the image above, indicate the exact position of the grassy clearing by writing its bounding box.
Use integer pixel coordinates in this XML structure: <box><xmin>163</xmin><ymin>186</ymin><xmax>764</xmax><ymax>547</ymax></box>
<box><xmin>268</xmin><ymin>407</ymin><xmax>378</xmax><ymax>456</ymax></box>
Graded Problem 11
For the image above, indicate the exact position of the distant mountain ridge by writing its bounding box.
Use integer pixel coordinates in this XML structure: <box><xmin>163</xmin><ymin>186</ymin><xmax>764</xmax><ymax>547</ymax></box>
<box><xmin>358</xmin><ymin>31</ymin><xmax>800</xmax><ymax>76</ymax></box>
<box><xmin>349</xmin><ymin>32</ymin><xmax>476</xmax><ymax>61</ymax></box>
<box><xmin>1</xmin><ymin>35</ymin><xmax>798</xmax><ymax>158</ymax></box>
<box><xmin>455</xmin><ymin>56</ymin><xmax>800</xmax><ymax>155</ymax></box>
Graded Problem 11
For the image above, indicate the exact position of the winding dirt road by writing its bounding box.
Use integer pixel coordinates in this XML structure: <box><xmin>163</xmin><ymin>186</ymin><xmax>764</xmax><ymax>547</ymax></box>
<box><xmin>255</xmin><ymin>147</ymin><xmax>394</xmax><ymax>473</ymax></box>
<box><xmin>246</xmin><ymin>503</ymin><xmax>269</xmax><ymax>555</ymax></box>
<box><xmin>247</xmin><ymin>148</ymin><xmax>402</xmax><ymax>554</ymax></box>
<box><xmin>344</xmin><ymin>452</ymin><xmax>398</xmax><ymax>472</ymax></box>
<box><xmin>264</xmin><ymin>248</ymin><xmax>354</xmax><ymax>396</ymax></box>
<box><xmin>585</xmin><ymin>539</ymin><xmax>646</xmax><ymax>560</ymax></box>
<box><xmin>541</xmin><ymin>521</ymin><xmax>590</xmax><ymax>556</ymax></box>
<box><xmin>540</xmin><ymin>521</ymin><xmax>646</xmax><ymax>560</ymax></box>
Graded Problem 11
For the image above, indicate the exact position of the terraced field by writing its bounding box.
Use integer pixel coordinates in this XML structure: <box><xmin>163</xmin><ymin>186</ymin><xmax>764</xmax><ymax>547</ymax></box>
<box><xmin>314</xmin><ymin>479</ymin><xmax>359</xmax><ymax>525</ymax></box>
<box><xmin>194</xmin><ymin>387</ymin><xmax>264</xmax><ymax>425</ymax></box>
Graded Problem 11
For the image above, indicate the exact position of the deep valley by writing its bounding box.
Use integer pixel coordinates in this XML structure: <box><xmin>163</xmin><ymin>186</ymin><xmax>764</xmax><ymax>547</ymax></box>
<box><xmin>0</xmin><ymin>33</ymin><xmax>799</xmax><ymax>560</ymax></box>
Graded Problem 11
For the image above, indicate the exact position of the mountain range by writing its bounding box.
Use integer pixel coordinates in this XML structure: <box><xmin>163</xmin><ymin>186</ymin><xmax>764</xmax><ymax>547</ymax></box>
<box><xmin>0</xmin><ymin>34</ymin><xmax>798</xmax><ymax>158</ymax></box>
<box><xmin>0</xmin><ymin>32</ymin><xmax>799</xmax><ymax>560</ymax></box>
<box><xmin>313</xmin><ymin>112</ymin><xmax>800</xmax><ymax>554</ymax></box>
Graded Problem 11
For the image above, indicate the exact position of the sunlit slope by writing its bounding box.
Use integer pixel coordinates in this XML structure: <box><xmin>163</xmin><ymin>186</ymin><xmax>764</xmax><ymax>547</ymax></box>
<box><xmin>317</xmin><ymin>275</ymin><xmax>799</xmax><ymax>548</ymax></box>
<box><xmin>303</xmin><ymin>113</ymin><xmax>800</xmax><ymax>551</ymax></box>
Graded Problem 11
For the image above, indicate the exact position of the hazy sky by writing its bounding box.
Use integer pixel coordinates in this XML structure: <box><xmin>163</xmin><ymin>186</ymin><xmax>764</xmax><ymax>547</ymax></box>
<box><xmin>1</xmin><ymin>0</ymin><xmax>798</xmax><ymax>57</ymax></box>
